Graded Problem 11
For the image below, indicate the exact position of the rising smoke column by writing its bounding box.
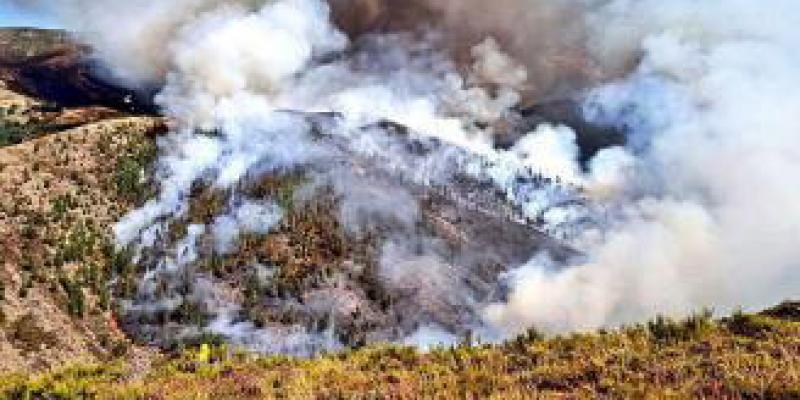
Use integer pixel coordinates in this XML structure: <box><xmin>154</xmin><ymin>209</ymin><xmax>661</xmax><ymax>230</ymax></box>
<box><xmin>28</xmin><ymin>0</ymin><xmax>800</xmax><ymax>345</ymax></box>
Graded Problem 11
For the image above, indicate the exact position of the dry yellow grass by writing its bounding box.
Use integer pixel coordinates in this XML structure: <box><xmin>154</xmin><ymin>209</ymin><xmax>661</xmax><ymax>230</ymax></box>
<box><xmin>0</xmin><ymin>306</ymin><xmax>797</xmax><ymax>399</ymax></box>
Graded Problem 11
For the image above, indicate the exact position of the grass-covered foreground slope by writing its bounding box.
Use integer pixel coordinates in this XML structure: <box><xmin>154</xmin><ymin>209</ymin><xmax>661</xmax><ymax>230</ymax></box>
<box><xmin>0</xmin><ymin>304</ymin><xmax>798</xmax><ymax>399</ymax></box>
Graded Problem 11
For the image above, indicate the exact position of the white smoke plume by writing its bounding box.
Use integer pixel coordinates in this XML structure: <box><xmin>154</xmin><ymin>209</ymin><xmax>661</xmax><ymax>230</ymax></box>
<box><xmin>485</xmin><ymin>0</ymin><xmax>800</xmax><ymax>335</ymax></box>
<box><xmin>212</xmin><ymin>200</ymin><xmax>284</xmax><ymax>254</ymax></box>
<box><xmin>28</xmin><ymin>0</ymin><xmax>800</xmax><ymax>350</ymax></box>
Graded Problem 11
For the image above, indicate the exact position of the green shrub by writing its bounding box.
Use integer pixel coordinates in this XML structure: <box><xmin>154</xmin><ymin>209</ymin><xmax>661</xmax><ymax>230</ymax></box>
<box><xmin>51</xmin><ymin>194</ymin><xmax>74</xmax><ymax>221</ymax></box>
<box><xmin>760</xmin><ymin>301</ymin><xmax>800</xmax><ymax>322</ymax></box>
<box><xmin>0</xmin><ymin>117</ymin><xmax>39</xmax><ymax>147</ymax></box>
<box><xmin>114</xmin><ymin>141</ymin><xmax>157</xmax><ymax>202</ymax></box>
<box><xmin>59</xmin><ymin>276</ymin><xmax>85</xmax><ymax>317</ymax></box>
<box><xmin>57</xmin><ymin>223</ymin><xmax>96</xmax><ymax>264</ymax></box>
<box><xmin>726</xmin><ymin>310</ymin><xmax>778</xmax><ymax>337</ymax></box>
<box><xmin>113</xmin><ymin>157</ymin><xmax>144</xmax><ymax>199</ymax></box>
<box><xmin>647</xmin><ymin>309</ymin><xmax>714</xmax><ymax>344</ymax></box>
<box><xmin>108</xmin><ymin>246</ymin><xmax>138</xmax><ymax>298</ymax></box>
<box><xmin>107</xmin><ymin>246</ymin><xmax>134</xmax><ymax>274</ymax></box>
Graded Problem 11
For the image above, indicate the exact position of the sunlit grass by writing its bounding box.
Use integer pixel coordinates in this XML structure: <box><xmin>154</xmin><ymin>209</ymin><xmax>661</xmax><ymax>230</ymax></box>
<box><xmin>1</xmin><ymin>304</ymin><xmax>797</xmax><ymax>399</ymax></box>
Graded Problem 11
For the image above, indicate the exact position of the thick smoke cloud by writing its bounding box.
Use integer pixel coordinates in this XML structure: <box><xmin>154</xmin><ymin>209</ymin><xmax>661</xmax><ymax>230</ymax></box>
<box><xmin>25</xmin><ymin>0</ymin><xmax>598</xmax><ymax>99</ymax></box>
<box><xmin>329</xmin><ymin>0</ymin><xmax>596</xmax><ymax>100</ymax></box>
<box><xmin>485</xmin><ymin>0</ymin><xmax>800</xmax><ymax>334</ymax></box>
<box><xmin>28</xmin><ymin>0</ymin><xmax>800</xmax><ymax>349</ymax></box>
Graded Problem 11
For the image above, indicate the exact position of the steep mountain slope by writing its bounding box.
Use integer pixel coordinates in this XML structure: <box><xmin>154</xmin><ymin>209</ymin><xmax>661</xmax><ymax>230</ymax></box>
<box><xmin>0</xmin><ymin>73</ymin><xmax>797</xmax><ymax>398</ymax></box>
<box><xmin>0</xmin><ymin>21</ymin><xmax>797</xmax><ymax>400</ymax></box>
<box><xmin>0</xmin><ymin>89</ymin><xmax>165</xmax><ymax>370</ymax></box>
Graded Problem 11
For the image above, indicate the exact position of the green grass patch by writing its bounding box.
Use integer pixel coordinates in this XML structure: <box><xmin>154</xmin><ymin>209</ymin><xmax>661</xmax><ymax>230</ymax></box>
<box><xmin>0</xmin><ymin>115</ymin><xmax>40</xmax><ymax>147</ymax></box>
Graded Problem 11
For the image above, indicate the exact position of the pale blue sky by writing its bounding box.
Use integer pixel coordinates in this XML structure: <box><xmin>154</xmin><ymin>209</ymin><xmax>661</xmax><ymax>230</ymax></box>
<box><xmin>0</xmin><ymin>1</ymin><xmax>59</xmax><ymax>28</ymax></box>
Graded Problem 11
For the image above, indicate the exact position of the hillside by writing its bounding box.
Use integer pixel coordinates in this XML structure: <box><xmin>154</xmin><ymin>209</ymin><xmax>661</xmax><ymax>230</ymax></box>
<box><xmin>0</xmin><ymin>42</ymin><xmax>167</xmax><ymax>370</ymax></box>
<box><xmin>1</xmin><ymin>70</ymin><xmax>797</xmax><ymax>400</ymax></box>
<box><xmin>0</xmin><ymin>21</ymin><xmax>798</xmax><ymax>400</ymax></box>
<box><xmin>0</xmin><ymin>86</ymin><xmax>165</xmax><ymax>371</ymax></box>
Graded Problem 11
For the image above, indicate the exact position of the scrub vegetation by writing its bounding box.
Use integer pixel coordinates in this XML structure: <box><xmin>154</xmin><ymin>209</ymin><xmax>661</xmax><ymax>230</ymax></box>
<box><xmin>0</xmin><ymin>304</ymin><xmax>797</xmax><ymax>399</ymax></box>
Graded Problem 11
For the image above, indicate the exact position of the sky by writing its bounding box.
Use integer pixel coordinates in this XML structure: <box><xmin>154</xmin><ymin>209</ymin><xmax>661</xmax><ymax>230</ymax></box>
<box><xmin>0</xmin><ymin>1</ymin><xmax>59</xmax><ymax>28</ymax></box>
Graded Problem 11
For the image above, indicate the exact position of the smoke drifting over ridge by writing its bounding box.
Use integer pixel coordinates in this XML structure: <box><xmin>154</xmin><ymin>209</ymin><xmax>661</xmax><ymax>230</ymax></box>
<box><xmin>488</xmin><ymin>0</ymin><xmax>800</xmax><ymax>333</ymax></box>
<box><xmin>329</xmin><ymin>0</ymin><xmax>595</xmax><ymax>99</ymax></box>
<box><xmin>28</xmin><ymin>0</ymin><xmax>800</xmax><ymax>349</ymax></box>
<box><xmin>26</xmin><ymin>0</ymin><xmax>596</xmax><ymax>98</ymax></box>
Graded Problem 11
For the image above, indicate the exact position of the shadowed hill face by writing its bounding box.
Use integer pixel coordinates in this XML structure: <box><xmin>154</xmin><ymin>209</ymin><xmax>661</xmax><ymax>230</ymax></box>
<box><xmin>329</xmin><ymin>0</ymin><xmax>596</xmax><ymax>100</ymax></box>
<box><xmin>0</xmin><ymin>28</ymin><xmax>154</xmax><ymax>113</ymax></box>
